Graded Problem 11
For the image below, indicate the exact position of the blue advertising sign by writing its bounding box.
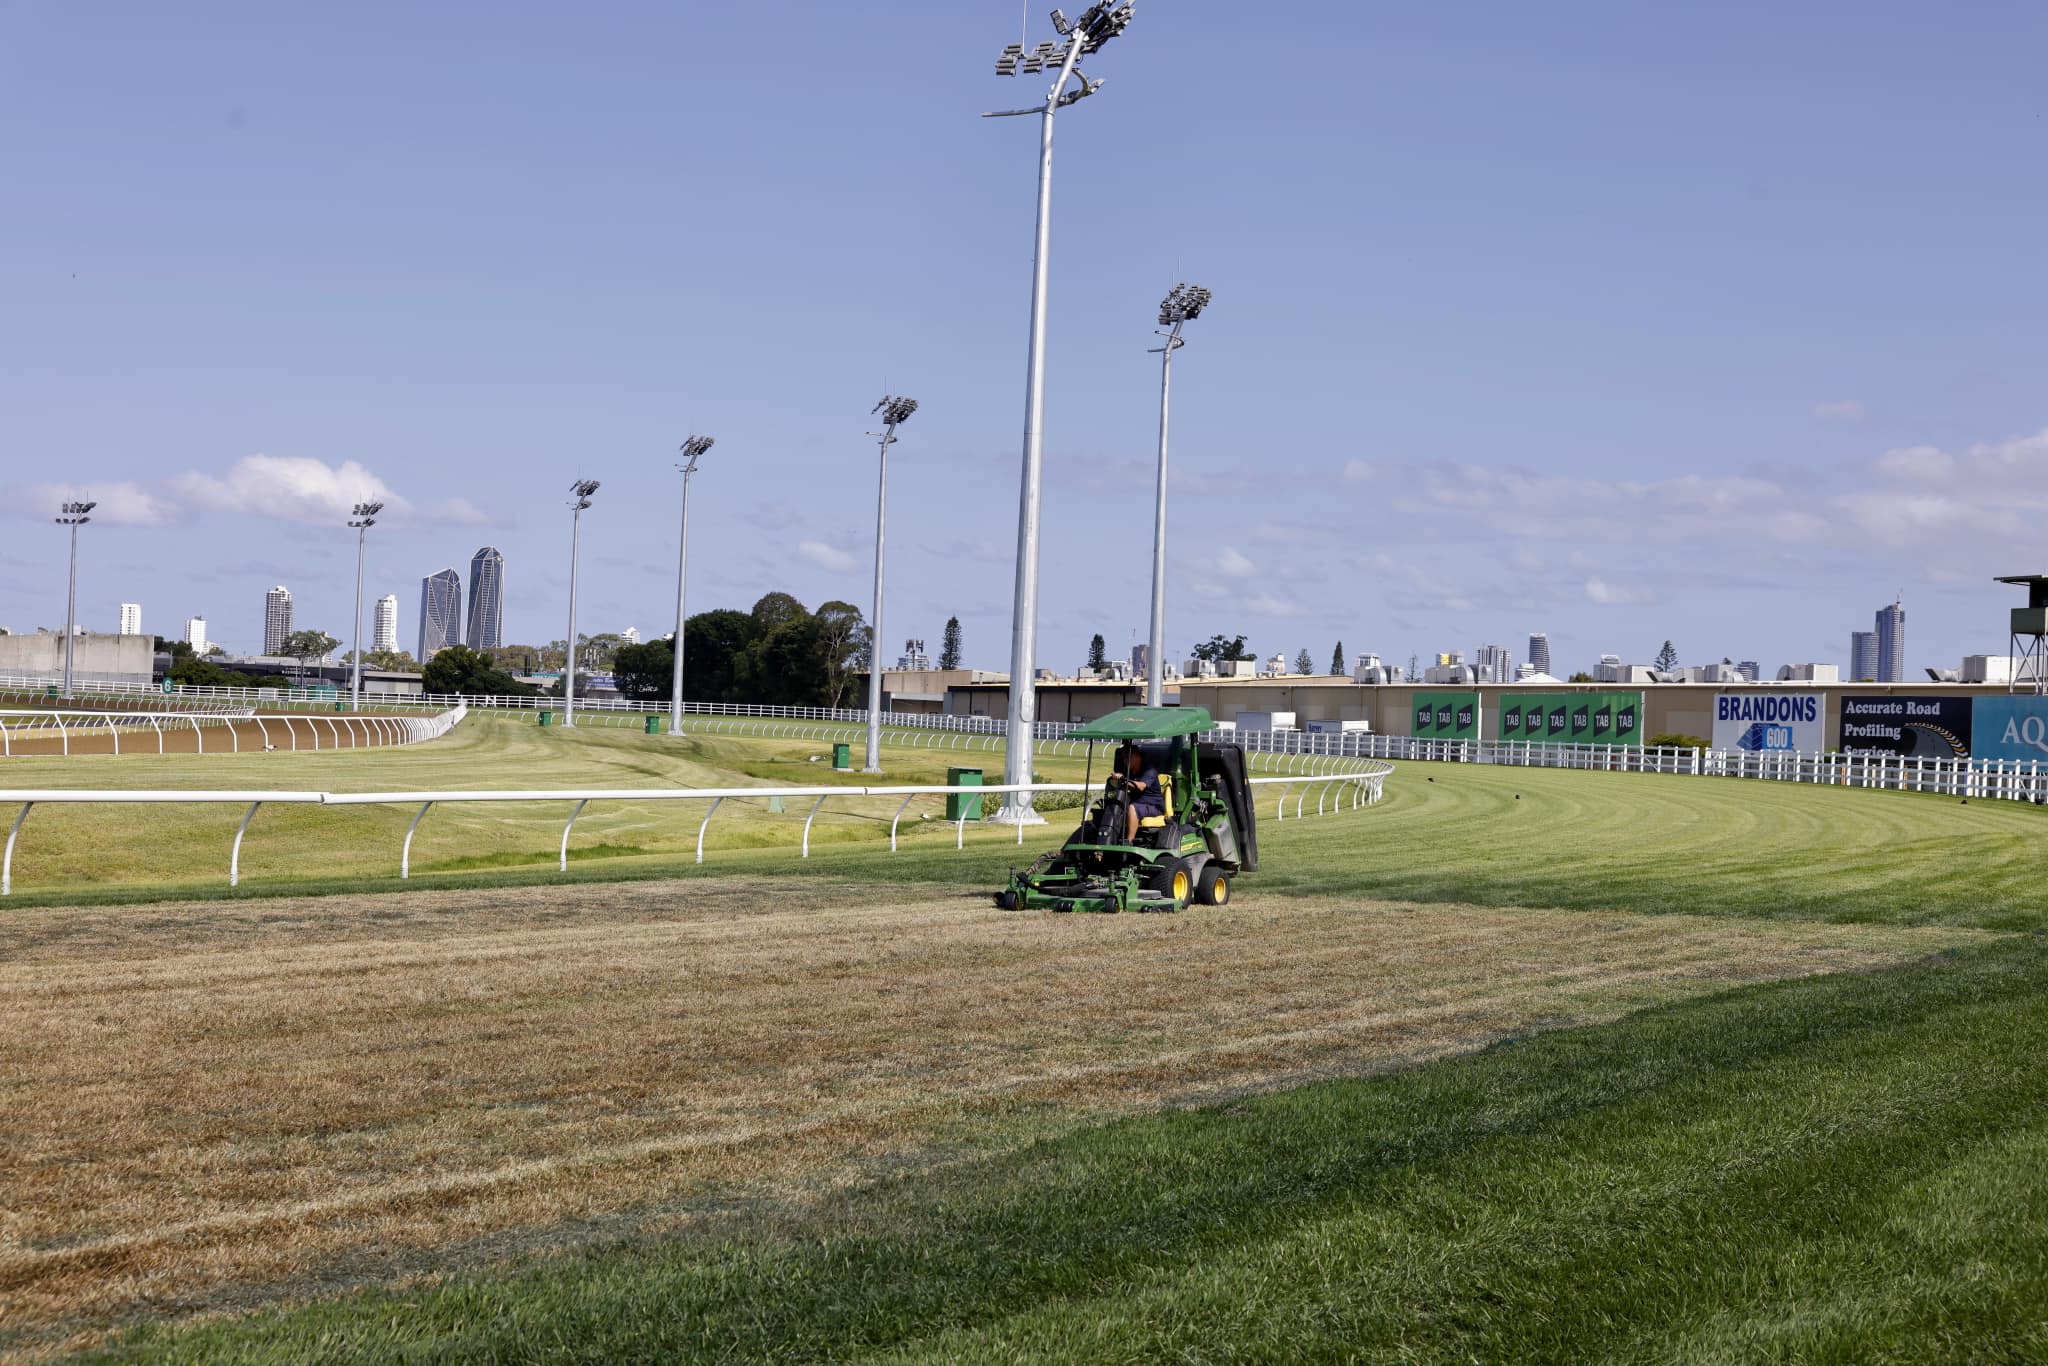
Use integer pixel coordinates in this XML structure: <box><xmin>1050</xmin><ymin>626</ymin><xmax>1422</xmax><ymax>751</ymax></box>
<box><xmin>1969</xmin><ymin>697</ymin><xmax>2048</xmax><ymax>763</ymax></box>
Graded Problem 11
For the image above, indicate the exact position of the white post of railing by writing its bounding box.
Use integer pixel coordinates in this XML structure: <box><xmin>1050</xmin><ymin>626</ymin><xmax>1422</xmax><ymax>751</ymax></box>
<box><xmin>229</xmin><ymin>801</ymin><xmax>263</xmax><ymax>887</ymax></box>
<box><xmin>802</xmin><ymin>794</ymin><xmax>830</xmax><ymax>858</ymax></box>
<box><xmin>890</xmin><ymin>794</ymin><xmax>916</xmax><ymax>852</ymax></box>
<box><xmin>559</xmin><ymin>798</ymin><xmax>590</xmax><ymax>872</ymax></box>
<box><xmin>3</xmin><ymin>801</ymin><xmax>30</xmax><ymax>896</ymax></box>
<box><xmin>696</xmin><ymin>797</ymin><xmax>724</xmax><ymax>864</ymax></box>
<box><xmin>401</xmin><ymin>801</ymin><xmax>434</xmax><ymax>879</ymax></box>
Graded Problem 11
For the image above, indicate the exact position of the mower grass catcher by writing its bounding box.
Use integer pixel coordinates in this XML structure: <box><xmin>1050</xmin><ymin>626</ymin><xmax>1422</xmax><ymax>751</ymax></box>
<box><xmin>994</xmin><ymin>705</ymin><xmax>1258</xmax><ymax>913</ymax></box>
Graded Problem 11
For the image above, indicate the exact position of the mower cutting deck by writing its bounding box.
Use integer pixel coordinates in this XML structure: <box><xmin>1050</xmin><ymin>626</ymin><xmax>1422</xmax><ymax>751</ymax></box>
<box><xmin>994</xmin><ymin>705</ymin><xmax>1258</xmax><ymax>913</ymax></box>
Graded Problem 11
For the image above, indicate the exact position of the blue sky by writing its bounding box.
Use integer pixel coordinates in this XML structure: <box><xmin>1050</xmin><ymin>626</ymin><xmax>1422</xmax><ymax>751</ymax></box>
<box><xmin>5</xmin><ymin>1</ymin><xmax>2046</xmax><ymax>677</ymax></box>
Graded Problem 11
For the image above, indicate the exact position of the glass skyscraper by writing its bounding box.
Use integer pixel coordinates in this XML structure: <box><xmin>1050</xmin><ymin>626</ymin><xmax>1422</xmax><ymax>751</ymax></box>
<box><xmin>1850</xmin><ymin>630</ymin><xmax>1878</xmax><ymax>682</ymax></box>
<box><xmin>1875</xmin><ymin>599</ymin><xmax>1905</xmax><ymax>683</ymax></box>
<box><xmin>418</xmin><ymin>569</ymin><xmax>462</xmax><ymax>661</ymax></box>
<box><xmin>467</xmin><ymin>546</ymin><xmax>504</xmax><ymax>652</ymax></box>
<box><xmin>1527</xmin><ymin>632</ymin><xmax>1551</xmax><ymax>677</ymax></box>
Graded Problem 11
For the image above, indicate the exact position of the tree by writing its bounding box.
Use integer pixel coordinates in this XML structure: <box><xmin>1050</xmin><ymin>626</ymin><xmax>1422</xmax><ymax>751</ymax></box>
<box><xmin>1331</xmin><ymin>640</ymin><xmax>1345</xmax><ymax>675</ymax></box>
<box><xmin>681</xmin><ymin>609</ymin><xmax>758</xmax><ymax>703</ymax></box>
<box><xmin>813</xmin><ymin>600</ymin><xmax>868</xmax><ymax>709</ymax></box>
<box><xmin>364</xmin><ymin>649</ymin><xmax>419</xmax><ymax>673</ymax></box>
<box><xmin>169</xmin><ymin>655</ymin><xmax>289</xmax><ymax>690</ymax></box>
<box><xmin>152</xmin><ymin>635</ymin><xmax>194</xmax><ymax>663</ymax></box>
<box><xmin>736</xmin><ymin>613</ymin><xmax>835</xmax><ymax>708</ymax></box>
<box><xmin>1190</xmin><ymin>634</ymin><xmax>1251</xmax><ymax>664</ymax></box>
<box><xmin>1087</xmin><ymin>634</ymin><xmax>1108</xmax><ymax>670</ymax></box>
<box><xmin>750</xmin><ymin>592</ymin><xmax>808</xmax><ymax>634</ymax></box>
<box><xmin>1295</xmin><ymin>648</ymin><xmax>1314</xmax><ymax>675</ymax></box>
<box><xmin>421</xmin><ymin>644</ymin><xmax>535</xmax><ymax>698</ymax></box>
<box><xmin>279</xmin><ymin>629</ymin><xmax>339</xmax><ymax>683</ymax></box>
<box><xmin>1568</xmin><ymin>671</ymin><xmax>1596</xmax><ymax>683</ymax></box>
<box><xmin>939</xmin><ymin>616</ymin><xmax>962</xmax><ymax>671</ymax></box>
<box><xmin>611</xmin><ymin>638</ymin><xmax>674</xmax><ymax>702</ymax></box>
<box><xmin>1654</xmin><ymin>639</ymin><xmax>1679</xmax><ymax>672</ymax></box>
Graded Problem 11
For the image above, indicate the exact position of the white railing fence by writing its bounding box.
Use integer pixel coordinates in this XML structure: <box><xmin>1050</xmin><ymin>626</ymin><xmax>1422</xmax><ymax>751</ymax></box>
<box><xmin>0</xmin><ymin>760</ymin><xmax>1391</xmax><ymax>897</ymax></box>
<box><xmin>0</xmin><ymin>706</ymin><xmax>467</xmax><ymax>759</ymax></box>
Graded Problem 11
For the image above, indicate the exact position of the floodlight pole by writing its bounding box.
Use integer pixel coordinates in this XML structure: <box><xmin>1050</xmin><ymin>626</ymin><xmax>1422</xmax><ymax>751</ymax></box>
<box><xmin>995</xmin><ymin>32</ymin><xmax>1089</xmax><ymax>824</ymax></box>
<box><xmin>562</xmin><ymin>481</ymin><xmax>599</xmax><ymax>728</ymax></box>
<box><xmin>863</xmin><ymin>399</ymin><xmax>916</xmax><ymax>773</ymax></box>
<box><xmin>347</xmin><ymin>501</ymin><xmax>382</xmax><ymax>713</ymax></box>
<box><xmin>1145</xmin><ymin>320</ymin><xmax>1186</xmax><ymax>707</ymax></box>
<box><xmin>670</xmin><ymin>437</ymin><xmax>713</xmax><ymax>737</ymax></box>
<box><xmin>58</xmin><ymin>509</ymin><xmax>89</xmax><ymax>700</ymax></box>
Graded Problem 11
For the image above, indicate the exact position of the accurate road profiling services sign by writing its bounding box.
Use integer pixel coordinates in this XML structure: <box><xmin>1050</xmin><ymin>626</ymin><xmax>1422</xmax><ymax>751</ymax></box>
<box><xmin>1498</xmin><ymin>691</ymin><xmax>1643</xmax><ymax>747</ymax></box>
<box><xmin>1411</xmin><ymin>691</ymin><xmax>1481</xmax><ymax>742</ymax></box>
<box><xmin>1712</xmin><ymin>691</ymin><xmax>1824</xmax><ymax>753</ymax></box>
<box><xmin>1969</xmin><ymin>697</ymin><xmax>2048</xmax><ymax>764</ymax></box>
<box><xmin>1838</xmin><ymin>695</ymin><xmax>1972</xmax><ymax>758</ymax></box>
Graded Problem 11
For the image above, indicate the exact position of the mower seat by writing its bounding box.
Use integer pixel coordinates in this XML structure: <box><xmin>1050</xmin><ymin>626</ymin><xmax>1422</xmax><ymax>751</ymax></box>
<box><xmin>1138</xmin><ymin>774</ymin><xmax>1175</xmax><ymax>829</ymax></box>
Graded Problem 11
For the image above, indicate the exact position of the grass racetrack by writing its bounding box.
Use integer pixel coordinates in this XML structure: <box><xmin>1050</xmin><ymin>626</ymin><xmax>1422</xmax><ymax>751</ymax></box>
<box><xmin>4</xmin><ymin>717</ymin><xmax>2047</xmax><ymax>1359</ymax></box>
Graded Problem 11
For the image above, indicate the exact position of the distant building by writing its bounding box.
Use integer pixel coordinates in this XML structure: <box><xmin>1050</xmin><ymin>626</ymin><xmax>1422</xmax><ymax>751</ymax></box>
<box><xmin>1776</xmin><ymin>662</ymin><xmax>1841</xmax><ymax>682</ymax></box>
<box><xmin>373</xmin><ymin>595</ymin><xmax>399</xmax><ymax>654</ymax></box>
<box><xmin>898</xmin><ymin>638</ymin><xmax>931</xmax><ymax>670</ymax></box>
<box><xmin>1526</xmin><ymin>632</ymin><xmax>1551</xmax><ymax>677</ymax></box>
<box><xmin>620</xmin><ymin>626</ymin><xmax>641</xmax><ymax>646</ymax></box>
<box><xmin>263</xmin><ymin>586</ymin><xmax>293</xmax><ymax>655</ymax></box>
<box><xmin>418</xmin><ymin>569</ymin><xmax>462</xmax><ymax>660</ymax></box>
<box><xmin>1130</xmin><ymin>642</ymin><xmax>1150</xmax><ymax>677</ymax></box>
<box><xmin>184</xmin><ymin>616</ymin><xmax>208</xmax><ymax>652</ymax></box>
<box><xmin>1875</xmin><ymin>598</ymin><xmax>1905</xmax><ymax>682</ymax></box>
<box><xmin>1474</xmin><ymin>643</ymin><xmax>1514</xmax><ymax>684</ymax></box>
<box><xmin>118</xmin><ymin>603</ymin><xmax>142</xmax><ymax>636</ymax></box>
<box><xmin>1737</xmin><ymin>660</ymin><xmax>1761</xmax><ymax>682</ymax></box>
<box><xmin>1849</xmin><ymin>630</ymin><xmax>1878</xmax><ymax>682</ymax></box>
<box><xmin>1354</xmin><ymin>653</ymin><xmax>1402</xmax><ymax>684</ymax></box>
<box><xmin>466</xmin><ymin>547</ymin><xmax>504</xmax><ymax>651</ymax></box>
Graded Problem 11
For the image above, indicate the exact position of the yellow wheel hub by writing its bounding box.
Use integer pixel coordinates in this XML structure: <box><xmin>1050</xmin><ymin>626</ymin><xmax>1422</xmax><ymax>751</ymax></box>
<box><xmin>1172</xmin><ymin>870</ymin><xmax>1190</xmax><ymax>900</ymax></box>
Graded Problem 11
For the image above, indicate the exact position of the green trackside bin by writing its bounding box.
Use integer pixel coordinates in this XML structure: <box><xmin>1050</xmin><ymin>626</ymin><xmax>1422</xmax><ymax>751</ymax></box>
<box><xmin>946</xmin><ymin>767</ymin><xmax>983</xmax><ymax>821</ymax></box>
<box><xmin>538</xmin><ymin>710</ymin><xmax>554</xmax><ymax>727</ymax></box>
<box><xmin>832</xmin><ymin>742</ymin><xmax>852</xmax><ymax>771</ymax></box>
<box><xmin>645</xmin><ymin>715</ymin><xmax>663</xmax><ymax>735</ymax></box>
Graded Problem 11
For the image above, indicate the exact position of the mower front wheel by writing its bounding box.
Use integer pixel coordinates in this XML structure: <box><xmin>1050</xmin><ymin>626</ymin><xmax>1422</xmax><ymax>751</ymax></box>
<box><xmin>994</xmin><ymin>889</ymin><xmax>1021</xmax><ymax>911</ymax></box>
<box><xmin>1148</xmin><ymin>856</ymin><xmax>1195</xmax><ymax>907</ymax></box>
<box><xmin>1194</xmin><ymin>864</ymin><xmax>1231</xmax><ymax>906</ymax></box>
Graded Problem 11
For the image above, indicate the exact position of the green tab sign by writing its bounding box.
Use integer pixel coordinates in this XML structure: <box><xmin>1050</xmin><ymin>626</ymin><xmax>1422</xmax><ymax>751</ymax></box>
<box><xmin>1498</xmin><ymin>691</ymin><xmax>1643</xmax><ymax>747</ymax></box>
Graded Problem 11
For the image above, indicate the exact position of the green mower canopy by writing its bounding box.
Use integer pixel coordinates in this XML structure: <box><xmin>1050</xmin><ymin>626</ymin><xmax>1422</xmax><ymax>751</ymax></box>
<box><xmin>1065</xmin><ymin>705</ymin><xmax>1213</xmax><ymax>742</ymax></box>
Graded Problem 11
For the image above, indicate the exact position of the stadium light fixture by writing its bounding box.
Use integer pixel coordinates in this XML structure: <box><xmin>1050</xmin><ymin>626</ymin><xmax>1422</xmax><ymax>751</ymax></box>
<box><xmin>670</xmin><ymin>436</ymin><xmax>716</xmax><ymax>736</ymax></box>
<box><xmin>985</xmin><ymin>0</ymin><xmax>1135</xmax><ymax>823</ymax></box>
<box><xmin>1144</xmin><ymin>282</ymin><xmax>1210</xmax><ymax>707</ymax></box>
<box><xmin>562</xmin><ymin>480</ymin><xmax>601</xmax><ymax>727</ymax></box>
<box><xmin>864</xmin><ymin>396</ymin><xmax>918</xmax><ymax>773</ymax></box>
<box><xmin>54</xmin><ymin>501</ymin><xmax>96</xmax><ymax>700</ymax></box>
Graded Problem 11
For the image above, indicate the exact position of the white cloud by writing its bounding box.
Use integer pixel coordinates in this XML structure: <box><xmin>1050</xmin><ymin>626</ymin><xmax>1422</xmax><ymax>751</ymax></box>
<box><xmin>797</xmin><ymin>539</ymin><xmax>858</xmax><ymax>573</ymax></box>
<box><xmin>1585</xmin><ymin>577</ymin><xmax>1655</xmax><ymax>606</ymax></box>
<box><xmin>21</xmin><ymin>480</ymin><xmax>177</xmax><ymax>526</ymax></box>
<box><xmin>1342</xmin><ymin>459</ymin><xmax>1375</xmax><ymax>483</ymax></box>
<box><xmin>171</xmin><ymin>454</ymin><xmax>409</xmax><ymax>525</ymax></box>
<box><xmin>1217</xmin><ymin>546</ymin><xmax>1256</xmax><ymax>578</ymax></box>
<box><xmin>1813</xmin><ymin>400</ymin><xmax>1867</xmax><ymax>421</ymax></box>
<box><xmin>1243</xmin><ymin>591</ymin><xmax>1308</xmax><ymax>618</ymax></box>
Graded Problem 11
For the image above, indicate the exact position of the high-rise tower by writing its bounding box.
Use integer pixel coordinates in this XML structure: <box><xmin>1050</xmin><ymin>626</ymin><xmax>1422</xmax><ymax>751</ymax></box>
<box><xmin>263</xmin><ymin>586</ymin><xmax>293</xmax><ymax>655</ymax></box>
<box><xmin>418</xmin><ymin>569</ymin><xmax>462</xmax><ymax>660</ymax></box>
<box><xmin>467</xmin><ymin>546</ymin><xmax>504</xmax><ymax>651</ymax></box>
<box><xmin>1875</xmin><ymin>598</ymin><xmax>1905</xmax><ymax>683</ymax></box>
<box><xmin>373</xmin><ymin>594</ymin><xmax>399</xmax><ymax>654</ymax></box>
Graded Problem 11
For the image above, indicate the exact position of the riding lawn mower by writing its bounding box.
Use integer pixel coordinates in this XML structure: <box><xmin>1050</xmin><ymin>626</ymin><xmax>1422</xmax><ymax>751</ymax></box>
<box><xmin>993</xmin><ymin>705</ymin><xmax>1258</xmax><ymax>912</ymax></box>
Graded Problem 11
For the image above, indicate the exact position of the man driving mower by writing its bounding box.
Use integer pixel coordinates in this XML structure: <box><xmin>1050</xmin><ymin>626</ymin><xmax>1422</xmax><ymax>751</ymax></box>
<box><xmin>1116</xmin><ymin>743</ymin><xmax>1165</xmax><ymax>842</ymax></box>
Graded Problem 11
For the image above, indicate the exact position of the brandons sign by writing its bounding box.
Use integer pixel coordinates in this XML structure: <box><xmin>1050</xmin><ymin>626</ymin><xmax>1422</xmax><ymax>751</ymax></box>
<box><xmin>1498</xmin><ymin>691</ymin><xmax>1644</xmax><ymax>747</ymax></box>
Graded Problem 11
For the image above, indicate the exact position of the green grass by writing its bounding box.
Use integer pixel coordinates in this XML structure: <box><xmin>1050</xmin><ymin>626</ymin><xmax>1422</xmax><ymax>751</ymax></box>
<box><xmin>96</xmin><ymin>935</ymin><xmax>2048</xmax><ymax>1363</ymax></box>
<box><xmin>8</xmin><ymin>714</ymin><xmax>2047</xmax><ymax>932</ymax></box>
<box><xmin>28</xmin><ymin>721</ymin><xmax>2048</xmax><ymax>1360</ymax></box>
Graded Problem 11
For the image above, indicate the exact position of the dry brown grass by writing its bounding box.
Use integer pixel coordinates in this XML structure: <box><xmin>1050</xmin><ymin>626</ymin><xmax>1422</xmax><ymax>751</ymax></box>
<box><xmin>0</xmin><ymin>881</ymin><xmax>1987</xmax><ymax>1354</ymax></box>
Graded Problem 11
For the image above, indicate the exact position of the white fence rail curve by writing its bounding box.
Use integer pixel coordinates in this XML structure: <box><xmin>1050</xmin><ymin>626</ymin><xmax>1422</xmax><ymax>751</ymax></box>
<box><xmin>0</xmin><ymin>763</ymin><xmax>1391</xmax><ymax>897</ymax></box>
<box><xmin>0</xmin><ymin>706</ymin><xmax>468</xmax><ymax>759</ymax></box>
